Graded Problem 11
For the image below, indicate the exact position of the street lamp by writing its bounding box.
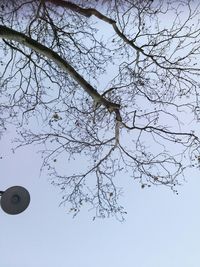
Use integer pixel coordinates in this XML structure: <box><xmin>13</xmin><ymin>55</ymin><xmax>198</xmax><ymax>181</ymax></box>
<box><xmin>0</xmin><ymin>186</ymin><xmax>30</xmax><ymax>215</ymax></box>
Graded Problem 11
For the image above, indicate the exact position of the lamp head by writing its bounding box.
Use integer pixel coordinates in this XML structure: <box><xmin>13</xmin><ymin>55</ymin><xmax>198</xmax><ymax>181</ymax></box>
<box><xmin>0</xmin><ymin>186</ymin><xmax>30</xmax><ymax>215</ymax></box>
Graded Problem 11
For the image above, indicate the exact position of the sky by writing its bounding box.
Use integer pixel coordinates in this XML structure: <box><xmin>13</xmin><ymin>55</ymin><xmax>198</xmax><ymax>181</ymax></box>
<box><xmin>1</xmin><ymin>2</ymin><xmax>200</xmax><ymax>267</ymax></box>
<box><xmin>1</xmin><ymin>126</ymin><xmax>200</xmax><ymax>267</ymax></box>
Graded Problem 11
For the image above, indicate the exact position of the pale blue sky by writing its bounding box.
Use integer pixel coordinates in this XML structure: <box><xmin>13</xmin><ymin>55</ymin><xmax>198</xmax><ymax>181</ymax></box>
<box><xmin>1</xmin><ymin>3</ymin><xmax>200</xmax><ymax>267</ymax></box>
<box><xmin>1</xmin><ymin>129</ymin><xmax>200</xmax><ymax>267</ymax></box>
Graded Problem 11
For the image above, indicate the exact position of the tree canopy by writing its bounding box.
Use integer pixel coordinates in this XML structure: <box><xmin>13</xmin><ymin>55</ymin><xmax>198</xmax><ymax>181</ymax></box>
<box><xmin>1</xmin><ymin>0</ymin><xmax>200</xmax><ymax>219</ymax></box>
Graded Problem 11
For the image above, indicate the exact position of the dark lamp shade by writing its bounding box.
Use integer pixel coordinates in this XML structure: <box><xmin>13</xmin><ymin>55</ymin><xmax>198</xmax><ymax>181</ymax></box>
<box><xmin>0</xmin><ymin>186</ymin><xmax>30</xmax><ymax>215</ymax></box>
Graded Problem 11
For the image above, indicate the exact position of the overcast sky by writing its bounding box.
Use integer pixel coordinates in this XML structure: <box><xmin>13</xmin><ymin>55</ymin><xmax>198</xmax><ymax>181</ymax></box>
<box><xmin>1</xmin><ymin>3</ymin><xmax>200</xmax><ymax>267</ymax></box>
<box><xmin>1</xmin><ymin>125</ymin><xmax>200</xmax><ymax>267</ymax></box>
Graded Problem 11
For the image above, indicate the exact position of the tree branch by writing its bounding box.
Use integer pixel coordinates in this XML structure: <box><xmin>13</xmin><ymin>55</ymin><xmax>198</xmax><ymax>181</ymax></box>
<box><xmin>47</xmin><ymin>0</ymin><xmax>200</xmax><ymax>72</ymax></box>
<box><xmin>0</xmin><ymin>25</ymin><xmax>120</xmax><ymax>114</ymax></box>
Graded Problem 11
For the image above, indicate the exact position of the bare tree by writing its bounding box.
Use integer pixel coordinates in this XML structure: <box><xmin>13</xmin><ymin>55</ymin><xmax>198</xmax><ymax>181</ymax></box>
<box><xmin>0</xmin><ymin>0</ymin><xmax>200</xmax><ymax>219</ymax></box>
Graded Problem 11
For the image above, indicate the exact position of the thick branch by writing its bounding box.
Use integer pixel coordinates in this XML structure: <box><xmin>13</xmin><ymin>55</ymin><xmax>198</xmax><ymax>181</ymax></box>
<box><xmin>47</xmin><ymin>1</ymin><xmax>200</xmax><ymax>72</ymax></box>
<box><xmin>46</xmin><ymin>0</ymin><xmax>92</xmax><ymax>17</ymax></box>
<box><xmin>46</xmin><ymin>0</ymin><xmax>115</xmax><ymax>23</ymax></box>
<box><xmin>0</xmin><ymin>25</ymin><xmax>120</xmax><ymax>114</ymax></box>
<box><xmin>46</xmin><ymin>1</ymin><xmax>144</xmax><ymax>51</ymax></box>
